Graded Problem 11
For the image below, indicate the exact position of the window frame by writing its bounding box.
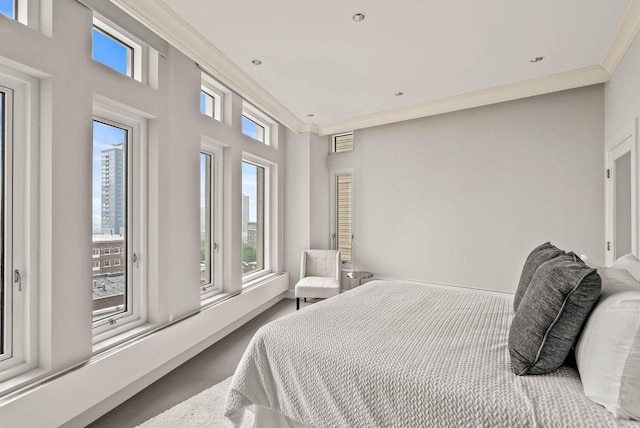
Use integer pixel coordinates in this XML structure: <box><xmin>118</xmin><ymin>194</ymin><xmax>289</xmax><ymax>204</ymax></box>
<box><xmin>92</xmin><ymin>103</ymin><xmax>147</xmax><ymax>343</ymax></box>
<box><xmin>330</xmin><ymin>168</ymin><xmax>355</xmax><ymax>269</ymax></box>
<box><xmin>331</xmin><ymin>132</ymin><xmax>354</xmax><ymax>153</ymax></box>
<box><xmin>242</xmin><ymin>102</ymin><xmax>275</xmax><ymax>146</ymax></box>
<box><xmin>0</xmin><ymin>67</ymin><xmax>38</xmax><ymax>383</ymax></box>
<box><xmin>200</xmin><ymin>141</ymin><xmax>224</xmax><ymax>301</ymax></box>
<box><xmin>241</xmin><ymin>155</ymin><xmax>271</xmax><ymax>284</ymax></box>
<box><xmin>92</xmin><ymin>17</ymin><xmax>144</xmax><ymax>83</ymax></box>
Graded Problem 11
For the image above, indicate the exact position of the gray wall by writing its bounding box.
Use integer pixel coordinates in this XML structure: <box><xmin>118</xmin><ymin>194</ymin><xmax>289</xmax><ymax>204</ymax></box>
<box><xmin>340</xmin><ymin>86</ymin><xmax>605</xmax><ymax>293</ymax></box>
<box><xmin>605</xmin><ymin>33</ymin><xmax>640</xmax><ymax>141</ymax></box>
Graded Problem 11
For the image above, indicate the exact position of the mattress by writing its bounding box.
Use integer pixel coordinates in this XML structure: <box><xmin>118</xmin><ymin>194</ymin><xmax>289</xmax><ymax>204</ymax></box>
<box><xmin>225</xmin><ymin>280</ymin><xmax>639</xmax><ymax>427</ymax></box>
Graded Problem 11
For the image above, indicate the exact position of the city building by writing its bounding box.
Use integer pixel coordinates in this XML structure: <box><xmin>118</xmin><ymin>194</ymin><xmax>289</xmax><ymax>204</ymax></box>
<box><xmin>101</xmin><ymin>144</ymin><xmax>125</xmax><ymax>235</ymax></box>
<box><xmin>242</xmin><ymin>194</ymin><xmax>249</xmax><ymax>239</ymax></box>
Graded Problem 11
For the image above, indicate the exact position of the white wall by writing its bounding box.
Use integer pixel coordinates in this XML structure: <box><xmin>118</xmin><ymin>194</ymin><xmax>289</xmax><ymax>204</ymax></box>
<box><xmin>0</xmin><ymin>0</ymin><xmax>287</xmax><ymax>425</ymax></box>
<box><xmin>605</xmin><ymin>33</ymin><xmax>640</xmax><ymax>141</ymax></box>
<box><xmin>284</xmin><ymin>131</ymin><xmax>330</xmax><ymax>286</ymax></box>
<box><xmin>326</xmin><ymin>86</ymin><xmax>605</xmax><ymax>293</ymax></box>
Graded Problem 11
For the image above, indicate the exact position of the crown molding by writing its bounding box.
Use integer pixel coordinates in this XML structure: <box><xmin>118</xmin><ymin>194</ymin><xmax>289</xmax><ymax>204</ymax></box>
<box><xmin>110</xmin><ymin>0</ymin><xmax>305</xmax><ymax>133</ymax></box>
<box><xmin>111</xmin><ymin>0</ymin><xmax>621</xmax><ymax>137</ymax></box>
<box><xmin>602</xmin><ymin>0</ymin><xmax>640</xmax><ymax>75</ymax></box>
<box><xmin>316</xmin><ymin>66</ymin><xmax>611</xmax><ymax>136</ymax></box>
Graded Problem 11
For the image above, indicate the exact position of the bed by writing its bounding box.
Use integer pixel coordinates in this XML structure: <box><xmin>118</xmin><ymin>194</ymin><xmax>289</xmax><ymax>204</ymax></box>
<box><xmin>225</xmin><ymin>280</ymin><xmax>639</xmax><ymax>427</ymax></box>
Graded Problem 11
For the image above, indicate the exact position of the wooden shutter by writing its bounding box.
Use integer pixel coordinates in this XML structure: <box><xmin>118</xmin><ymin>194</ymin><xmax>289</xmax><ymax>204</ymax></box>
<box><xmin>336</xmin><ymin>174</ymin><xmax>352</xmax><ymax>262</ymax></box>
<box><xmin>333</xmin><ymin>133</ymin><xmax>354</xmax><ymax>153</ymax></box>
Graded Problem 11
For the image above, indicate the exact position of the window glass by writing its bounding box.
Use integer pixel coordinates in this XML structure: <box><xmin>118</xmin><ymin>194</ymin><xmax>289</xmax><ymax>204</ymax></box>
<box><xmin>92</xmin><ymin>120</ymin><xmax>127</xmax><ymax>322</ymax></box>
<box><xmin>0</xmin><ymin>0</ymin><xmax>15</xmax><ymax>19</ymax></box>
<box><xmin>0</xmin><ymin>91</ymin><xmax>4</xmax><ymax>355</ymax></box>
<box><xmin>200</xmin><ymin>91</ymin><xmax>215</xmax><ymax>118</ymax></box>
<box><xmin>242</xmin><ymin>162</ymin><xmax>265</xmax><ymax>276</ymax></box>
<box><xmin>92</xmin><ymin>26</ymin><xmax>132</xmax><ymax>77</ymax></box>
<box><xmin>200</xmin><ymin>153</ymin><xmax>213</xmax><ymax>289</ymax></box>
<box><xmin>242</xmin><ymin>115</ymin><xmax>265</xmax><ymax>142</ymax></box>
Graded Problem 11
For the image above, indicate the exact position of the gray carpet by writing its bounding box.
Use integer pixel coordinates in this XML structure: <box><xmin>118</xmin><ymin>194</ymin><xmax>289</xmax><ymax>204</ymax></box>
<box><xmin>89</xmin><ymin>299</ymin><xmax>298</xmax><ymax>428</ymax></box>
<box><xmin>135</xmin><ymin>377</ymin><xmax>253</xmax><ymax>428</ymax></box>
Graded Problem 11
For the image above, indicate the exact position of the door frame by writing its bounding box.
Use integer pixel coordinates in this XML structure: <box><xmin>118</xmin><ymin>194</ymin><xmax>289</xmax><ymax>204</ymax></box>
<box><xmin>605</xmin><ymin>118</ymin><xmax>638</xmax><ymax>266</ymax></box>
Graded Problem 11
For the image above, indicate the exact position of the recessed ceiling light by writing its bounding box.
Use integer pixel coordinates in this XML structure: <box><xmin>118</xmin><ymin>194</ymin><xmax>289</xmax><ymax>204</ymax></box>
<box><xmin>352</xmin><ymin>13</ymin><xmax>366</xmax><ymax>22</ymax></box>
<box><xmin>307</xmin><ymin>114</ymin><xmax>314</xmax><ymax>117</ymax></box>
<box><xmin>530</xmin><ymin>56</ymin><xmax>544</xmax><ymax>63</ymax></box>
<box><xmin>252</xmin><ymin>59</ymin><xmax>262</xmax><ymax>65</ymax></box>
<box><xmin>394</xmin><ymin>92</ymin><xmax>403</xmax><ymax>96</ymax></box>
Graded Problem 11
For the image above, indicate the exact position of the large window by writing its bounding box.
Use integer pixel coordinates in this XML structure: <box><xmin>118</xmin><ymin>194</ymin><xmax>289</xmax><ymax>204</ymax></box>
<box><xmin>242</xmin><ymin>161</ymin><xmax>266</xmax><ymax>279</ymax></box>
<box><xmin>92</xmin><ymin>109</ymin><xmax>145</xmax><ymax>338</ymax></box>
<box><xmin>0</xmin><ymin>0</ymin><xmax>15</xmax><ymax>19</ymax></box>
<box><xmin>0</xmin><ymin>74</ymin><xmax>34</xmax><ymax>380</ymax></box>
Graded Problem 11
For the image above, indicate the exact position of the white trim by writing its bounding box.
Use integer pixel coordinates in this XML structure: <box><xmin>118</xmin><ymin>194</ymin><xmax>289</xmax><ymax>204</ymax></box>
<box><xmin>241</xmin><ymin>153</ymin><xmax>274</xmax><ymax>284</ymax></box>
<box><xmin>601</xmin><ymin>0</ymin><xmax>640</xmax><ymax>75</ymax></box>
<box><xmin>91</xmin><ymin>101</ymin><xmax>148</xmax><ymax>343</ymax></box>
<box><xmin>200</xmin><ymin>141</ymin><xmax>224</xmax><ymax>300</ymax></box>
<box><xmin>605</xmin><ymin>118</ymin><xmax>638</xmax><ymax>266</ymax></box>
<box><xmin>0</xmin><ymin>66</ymin><xmax>39</xmax><ymax>383</ymax></box>
<box><xmin>317</xmin><ymin>66</ymin><xmax>610</xmax><ymax>136</ymax></box>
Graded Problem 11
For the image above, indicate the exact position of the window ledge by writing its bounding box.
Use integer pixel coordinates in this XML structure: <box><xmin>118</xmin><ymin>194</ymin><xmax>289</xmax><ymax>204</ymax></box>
<box><xmin>0</xmin><ymin>366</ymin><xmax>48</xmax><ymax>399</ymax></box>
<box><xmin>243</xmin><ymin>271</ymin><xmax>280</xmax><ymax>290</ymax></box>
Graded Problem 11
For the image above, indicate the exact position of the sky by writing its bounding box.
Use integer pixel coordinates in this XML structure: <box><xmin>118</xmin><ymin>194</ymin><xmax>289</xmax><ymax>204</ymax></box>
<box><xmin>0</xmin><ymin>0</ymin><xmax>14</xmax><ymax>19</ymax></box>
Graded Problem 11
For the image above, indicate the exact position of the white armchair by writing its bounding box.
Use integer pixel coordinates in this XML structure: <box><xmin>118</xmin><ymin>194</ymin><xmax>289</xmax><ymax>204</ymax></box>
<box><xmin>295</xmin><ymin>250</ymin><xmax>341</xmax><ymax>310</ymax></box>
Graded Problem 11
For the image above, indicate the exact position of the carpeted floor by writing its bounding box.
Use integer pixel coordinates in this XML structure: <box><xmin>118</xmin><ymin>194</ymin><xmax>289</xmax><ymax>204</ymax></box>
<box><xmin>136</xmin><ymin>377</ymin><xmax>252</xmax><ymax>428</ymax></box>
<box><xmin>88</xmin><ymin>299</ymin><xmax>299</xmax><ymax>428</ymax></box>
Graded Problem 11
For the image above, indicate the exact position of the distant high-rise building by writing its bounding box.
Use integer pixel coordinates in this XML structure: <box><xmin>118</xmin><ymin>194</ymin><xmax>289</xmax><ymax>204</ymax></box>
<box><xmin>101</xmin><ymin>144</ymin><xmax>125</xmax><ymax>235</ymax></box>
<box><xmin>242</xmin><ymin>194</ymin><xmax>250</xmax><ymax>240</ymax></box>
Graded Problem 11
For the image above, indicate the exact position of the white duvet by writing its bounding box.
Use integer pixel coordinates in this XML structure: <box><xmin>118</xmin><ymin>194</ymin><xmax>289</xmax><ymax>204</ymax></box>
<box><xmin>225</xmin><ymin>280</ymin><xmax>638</xmax><ymax>427</ymax></box>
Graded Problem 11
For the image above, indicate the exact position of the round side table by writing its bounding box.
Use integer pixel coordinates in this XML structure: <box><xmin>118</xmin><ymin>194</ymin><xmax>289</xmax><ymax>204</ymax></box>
<box><xmin>347</xmin><ymin>271</ymin><xmax>373</xmax><ymax>287</ymax></box>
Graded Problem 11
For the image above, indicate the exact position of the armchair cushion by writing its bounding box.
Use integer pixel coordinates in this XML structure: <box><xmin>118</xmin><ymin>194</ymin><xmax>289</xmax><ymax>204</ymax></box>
<box><xmin>295</xmin><ymin>277</ymin><xmax>340</xmax><ymax>299</ymax></box>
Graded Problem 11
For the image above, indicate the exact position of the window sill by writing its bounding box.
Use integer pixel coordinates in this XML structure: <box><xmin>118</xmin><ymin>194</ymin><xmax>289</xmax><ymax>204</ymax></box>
<box><xmin>0</xmin><ymin>366</ymin><xmax>48</xmax><ymax>399</ymax></box>
<box><xmin>92</xmin><ymin>319</ymin><xmax>153</xmax><ymax>354</ymax></box>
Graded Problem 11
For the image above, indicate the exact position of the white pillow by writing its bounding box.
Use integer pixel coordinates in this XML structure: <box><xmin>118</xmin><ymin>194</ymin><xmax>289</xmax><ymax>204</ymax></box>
<box><xmin>575</xmin><ymin>267</ymin><xmax>640</xmax><ymax>420</ymax></box>
<box><xmin>612</xmin><ymin>253</ymin><xmax>640</xmax><ymax>282</ymax></box>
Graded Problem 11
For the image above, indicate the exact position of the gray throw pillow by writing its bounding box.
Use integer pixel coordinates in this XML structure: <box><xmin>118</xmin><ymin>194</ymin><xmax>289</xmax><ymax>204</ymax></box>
<box><xmin>509</xmin><ymin>253</ymin><xmax>601</xmax><ymax>376</ymax></box>
<box><xmin>514</xmin><ymin>242</ymin><xmax>564</xmax><ymax>312</ymax></box>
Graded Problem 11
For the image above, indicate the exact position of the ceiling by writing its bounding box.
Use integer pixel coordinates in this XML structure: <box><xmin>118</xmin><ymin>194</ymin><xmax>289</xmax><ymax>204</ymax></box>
<box><xmin>118</xmin><ymin>0</ymin><xmax>635</xmax><ymax>133</ymax></box>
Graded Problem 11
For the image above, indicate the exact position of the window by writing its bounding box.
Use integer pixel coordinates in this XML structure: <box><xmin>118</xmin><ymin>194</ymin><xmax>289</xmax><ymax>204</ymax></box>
<box><xmin>93</xmin><ymin>248</ymin><xmax>100</xmax><ymax>257</ymax></box>
<box><xmin>92</xmin><ymin>18</ymin><xmax>142</xmax><ymax>82</ymax></box>
<box><xmin>93</xmin><ymin>261</ymin><xmax>100</xmax><ymax>271</ymax></box>
<box><xmin>0</xmin><ymin>68</ymin><xmax>38</xmax><ymax>381</ymax></box>
<box><xmin>332</xmin><ymin>172</ymin><xmax>353</xmax><ymax>265</ymax></box>
<box><xmin>200</xmin><ymin>72</ymin><xmax>226</xmax><ymax>122</ymax></box>
<box><xmin>200</xmin><ymin>142</ymin><xmax>223</xmax><ymax>299</ymax></box>
<box><xmin>114</xmin><ymin>246</ymin><xmax>120</xmax><ymax>254</ymax></box>
<box><xmin>92</xmin><ymin>106</ymin><xmax>146</xmax><ymax>338</ymax></box>
<box><xmin>332</xmin><ymin>132</ymin><xmax>354</xmax><ymax>153</ymax></box>
<box><xmin>242</xmin><ymin>161</ymin><xmax>266</xmax><ymax>280</ymax></box>
<box><xmin>114</xmin><ymin>258</ymin><xmax>121</xmax><ymax>266</ymax></box>
<box><xmin>242</xmin><ymin>103</ymin><xmax>274</xmax><ymax>145</ymax></box>
<box><xmin>200</xmin><ymin>91</ymin><xmax>215</xmax><ymax>118</ymax></box>
<box><xmin>0</xmin><ymin>0</ymin><xmax>15</xmax><ymax>19</ymax></box>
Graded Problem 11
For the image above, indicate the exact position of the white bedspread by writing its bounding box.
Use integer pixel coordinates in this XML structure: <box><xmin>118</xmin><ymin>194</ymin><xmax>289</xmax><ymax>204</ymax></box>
<box><xmin>225</xmin><ymin>280</ymin><xmax>639</xmax><ymax>427</ymax></box>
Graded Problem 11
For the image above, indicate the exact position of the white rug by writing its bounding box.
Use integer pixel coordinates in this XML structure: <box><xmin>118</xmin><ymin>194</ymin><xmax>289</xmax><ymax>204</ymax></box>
<box><xmin>137</xmin><ymin>377</ymin><xmax>253</xmax><ymax>428</ymax></box>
